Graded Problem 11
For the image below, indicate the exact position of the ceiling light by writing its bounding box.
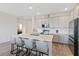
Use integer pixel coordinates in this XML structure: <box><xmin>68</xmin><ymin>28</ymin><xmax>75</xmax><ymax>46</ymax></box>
<box><xmin>36</xmin><ymin>12</ymin><xmax>40</xmax><ymax>15</ymax></box>
<box><xmin>29</xmin><ymin>6</ymin><xmax>32</xmax><ymax>10</ymax></box>
<box><xmin>64</xmin><ymin>8</ymin><xmax>68</xmax><ymax>11</ymax></box>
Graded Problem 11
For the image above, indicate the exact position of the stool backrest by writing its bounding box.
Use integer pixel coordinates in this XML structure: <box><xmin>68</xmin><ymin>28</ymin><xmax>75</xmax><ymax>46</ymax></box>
<box><xmin>36</xmin><ymin>40</ymin><xmax>49</xmax><ymax>53</ymax></box>
<box><xmin>23</xmin><ymin>38</ymin><xmax>33</xmax><ymax>49</ymax></box>
<box><xmin>15</xmin><ymin>37</ymin><xmax>24</xmax><ymax>47</ymax></box>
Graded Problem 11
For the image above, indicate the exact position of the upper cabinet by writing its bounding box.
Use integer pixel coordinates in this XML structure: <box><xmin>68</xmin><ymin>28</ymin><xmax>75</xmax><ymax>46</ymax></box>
<box><xmin>73</xmin><ymin>5</ymin><xmax>79</xmax><ymax>19</ymax></box>
<box><xmin>48</xmin><ymin>12</ymin><xmax>71</xmax><ymax>34</ymax></box>
<box><xmin>33</xmin><ymin>16</ymin><xmax>48</xmax><ymax>29</ymax></box>
<box><xmin>48</xmin><ymin>13</ymin><xmax>71</xmax><ymax>28</ymax></box>
<box><xmin>48</xmin><ymin>17</ymin><xmax>59</xmax><ymax>28</ymax></box>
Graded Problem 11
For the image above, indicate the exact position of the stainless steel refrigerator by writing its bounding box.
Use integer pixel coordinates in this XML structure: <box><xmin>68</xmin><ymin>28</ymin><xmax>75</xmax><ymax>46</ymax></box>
<box><xmin>69</xmin><ymin>18</ymin><xmax>79</xmax><ymax>56</ymax></box>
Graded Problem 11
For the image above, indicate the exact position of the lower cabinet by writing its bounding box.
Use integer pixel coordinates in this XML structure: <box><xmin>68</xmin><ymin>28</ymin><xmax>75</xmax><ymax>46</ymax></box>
<box><xmin>53</xmin><ymin>34</ymin><xmax>69</xmax><ymax>44</ymax></box>
<box><xmin>58</xmin><ymin>34</ymin><xmax>69</xmax><ymax>44</ymax></box>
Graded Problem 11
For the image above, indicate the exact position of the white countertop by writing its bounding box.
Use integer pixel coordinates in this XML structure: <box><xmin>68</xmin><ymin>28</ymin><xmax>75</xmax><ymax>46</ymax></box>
<box><xmin>17</xmin><ymin>34</ymin><xmax>53</xmax><ymax>42</ymax></box>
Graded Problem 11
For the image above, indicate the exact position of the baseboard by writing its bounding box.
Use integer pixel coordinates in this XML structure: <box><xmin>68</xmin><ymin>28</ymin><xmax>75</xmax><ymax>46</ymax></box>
<box><xmin>52</xmin><ymin>42</ymin><xmax>69</xmax><ymax>45</ymax></box>
<box><xmin>0</xmin><ymin>41</ymin><xmax>10</xmax><ymax>45</ymax></box>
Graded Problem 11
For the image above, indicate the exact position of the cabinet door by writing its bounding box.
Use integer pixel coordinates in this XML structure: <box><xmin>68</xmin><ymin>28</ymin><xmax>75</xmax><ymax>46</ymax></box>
<box><xmin>48</xmin><ymin>17</ymin><xmax>59</xmax><ymax>28</ymax></box>
<box><xmin>62</xmin><ymin>34</ymin><xmax>69</xmax><ymax>43</ymax></box>
<box><xmin>34</xmin><ymin>18</ymin><xmax>43</xmax><ymax>28</ymax></box>
<box><xmin>58</xmin><ymin>34</ymin><xmax>68</xmax><ymax>44</ymax></box>
<box><xmin>73</xmin><ymin>5</ymin><xmax>79</xmax><ymax>19</ymax></box>
<box><xmin>34</xmin><ymin>18</ymin><xmax>48</xmax><ymax>28</ymax></box>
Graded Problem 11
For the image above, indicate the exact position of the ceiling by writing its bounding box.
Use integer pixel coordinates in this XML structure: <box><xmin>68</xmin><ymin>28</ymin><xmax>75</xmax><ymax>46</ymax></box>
<box><xmin>0</xmin><ymin>3</ymin><xmax>76</xmax><ymax>18</ymax></box>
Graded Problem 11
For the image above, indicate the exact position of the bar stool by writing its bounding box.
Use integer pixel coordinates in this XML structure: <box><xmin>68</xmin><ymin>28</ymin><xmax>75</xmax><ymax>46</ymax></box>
<box><xmin>15</xmin><ymin>37</ymin><xmax>24</xmax><ymax>56</ymax></box>
<box><xmin>35</xmin><ymin>40</ymin><xmax>49</xmax><ymax>56</ymax></box>
<box><xmin>23</xmin><ymin>38</ymin><xmax>33</xmax><ymax>56</ymax></box>
<box><xmin>31</xmin><ymin>39</ymin><xmax>39</xmax><ymax>56</ymax></box>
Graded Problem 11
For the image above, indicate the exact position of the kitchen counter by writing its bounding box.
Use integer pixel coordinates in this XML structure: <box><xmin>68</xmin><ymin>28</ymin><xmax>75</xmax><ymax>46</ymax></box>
<box><xmin>18</xmin><ymin>34</ymin><xmax>53</xmax><ymax>42</ymax></box>
<box><xmin>11</xmin><ymin>34</ymin><xmax>53</xmax><ymax>56</ymax></box>
<box><xmin>52</xmin><ymin>34</ymin><xmax>60</xmax><ymax>43</ymax></box>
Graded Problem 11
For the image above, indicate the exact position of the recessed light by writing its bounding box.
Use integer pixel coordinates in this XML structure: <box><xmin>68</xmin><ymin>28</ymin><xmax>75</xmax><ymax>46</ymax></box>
<box><xmin>28</xmin><ymin>6</ymin><xmax>32</xmax><ymax>10</ymax></box>
<box><xmin>36</xmin><ymin>12</ymin><xmax>40</xmax><ymax>15</ymax></box>
<box><xmin>64</xmin><ymin>8</ymin><xmax>68</xmax><ymax>11</ymax></box>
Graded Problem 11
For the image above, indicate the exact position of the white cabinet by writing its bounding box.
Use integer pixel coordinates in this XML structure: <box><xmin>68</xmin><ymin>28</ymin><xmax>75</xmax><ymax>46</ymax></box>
<box><xmin>33</xmin><ymin>17</ymin><xmax>48</xmax><ymax>30</ymax></box>
<box><xmin>53</xmin><ymin>34</ymin><xmax>68</xmax><ymax>44</ymax></box>
<box><xmin>34</xmin><ymin>18</ymin><xmax>41</xmax><ymax>28</ymax></box>
<box><xmin>48</xmin><ymin>15</ymin><xmax>70</xmax><ymax>34</ymax></box>
<box><xmin>73</xmin><ymin>5</ymin><xmax>79</xmax><ymax>19</ymax></box>
<box><xmin>48</xmin><ymin>17</ymin><xmax>59</xmax><ymax>28</ymax></box>
<box><xmin>48</xmin><ymin>14</ymin><xmax>70</xmax><ymax>44</ymax></box>
<box><xmin>53</xmin><ymin>34</ymin><xmax>69</xmax><ymax>44</ymax></box>
<box><xmin>63</xmin><ymin>34</ymin><xmax>69</xmax><ymax>43</ymax></box>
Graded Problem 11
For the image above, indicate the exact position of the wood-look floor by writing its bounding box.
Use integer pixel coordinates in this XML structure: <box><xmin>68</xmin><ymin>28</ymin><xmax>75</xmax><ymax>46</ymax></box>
<box><xmin>0</xmin><ymin>42</ymin><xmax>73</xmax><ymax>56</ymax></box>
<box><xmin>52</xmin><ymin>43</ymin><xmax>73</xmax><ymax>56</ymax></box>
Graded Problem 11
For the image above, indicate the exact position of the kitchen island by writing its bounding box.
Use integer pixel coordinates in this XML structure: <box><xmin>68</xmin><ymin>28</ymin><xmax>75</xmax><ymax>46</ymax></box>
<box><xmin>11</xmin><ymin>34</ymin><xmax>53</xmax><ymax>56</ymax></box>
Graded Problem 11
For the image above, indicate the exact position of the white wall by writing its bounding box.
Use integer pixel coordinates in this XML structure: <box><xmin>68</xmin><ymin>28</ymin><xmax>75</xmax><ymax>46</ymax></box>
<box><xmin>0</xmin><ymin>12</ymin><xmax>17</xmax><ymax>43</ymax></box>
<box><xmin>18</xmin><ymin>18</ymin><xmax>33</xmax><ymax>35</ymax></box>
